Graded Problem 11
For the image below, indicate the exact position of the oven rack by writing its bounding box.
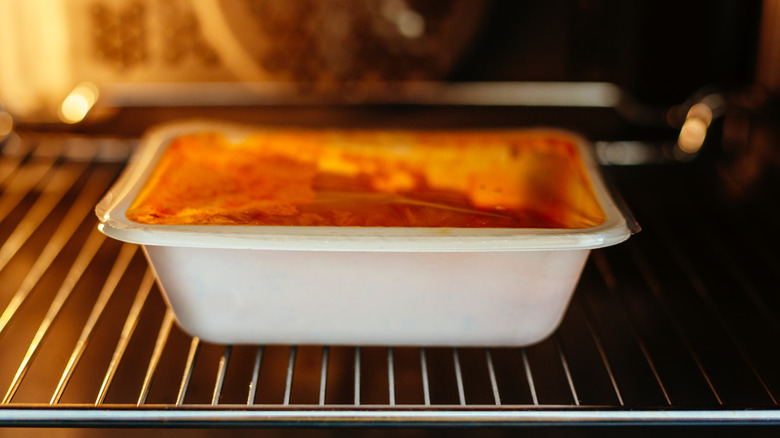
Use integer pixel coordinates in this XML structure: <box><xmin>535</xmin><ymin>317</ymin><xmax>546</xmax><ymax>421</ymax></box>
<box><xmin>1</xmin><ymin>133</ymin><xmax>779</xmax><ymax>427</ymax></box>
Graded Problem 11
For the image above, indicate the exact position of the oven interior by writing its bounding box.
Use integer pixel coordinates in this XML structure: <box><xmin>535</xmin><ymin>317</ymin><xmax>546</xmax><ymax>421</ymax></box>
<box><xmin>1</xmin><ymin>0</ymin><xmax>780</xmax><ymax>435</ymax></box>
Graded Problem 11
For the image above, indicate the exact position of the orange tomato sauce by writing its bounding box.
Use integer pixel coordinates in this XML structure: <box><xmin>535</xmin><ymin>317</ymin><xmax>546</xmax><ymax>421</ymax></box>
<box><xmin>125</xmin><ymin>130</ymin><xmax>606</xmax><ymax>228</ymax></box>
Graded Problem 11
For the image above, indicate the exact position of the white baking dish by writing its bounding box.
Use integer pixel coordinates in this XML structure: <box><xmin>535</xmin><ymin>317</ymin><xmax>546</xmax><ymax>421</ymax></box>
<box><xmin>95</xmin><ymin>121</ymin><xmax>632</xmax><ymax>346</ymax></box>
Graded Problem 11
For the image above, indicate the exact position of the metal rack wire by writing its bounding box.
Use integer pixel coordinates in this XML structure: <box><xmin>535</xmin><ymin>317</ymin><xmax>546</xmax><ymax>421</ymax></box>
<box><xmin>1</xmin><ymin>133</ymin><xmax>779</xmax><ymax>427</ymax></box>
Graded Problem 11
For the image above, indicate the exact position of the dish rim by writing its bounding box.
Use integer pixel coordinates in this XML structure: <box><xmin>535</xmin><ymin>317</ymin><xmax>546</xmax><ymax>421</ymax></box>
<box><xmin>95</xmin><ymin>120</ymin><xmax>632</xmax><ymax>252</ymax></box>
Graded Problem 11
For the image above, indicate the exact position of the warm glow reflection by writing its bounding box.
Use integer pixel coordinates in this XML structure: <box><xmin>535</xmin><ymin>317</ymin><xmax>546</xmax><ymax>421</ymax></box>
<box><xmin>688</xmin><ymin>103</ymin><xmax>713</xmax><ymax>126</ymax></box>
<box><xmin>59</xmin><ymin>82</ymin><xmax>99</xmax><ymax>124</ymax></box>
<box><xmin>397</xmin><ymin>10</ymin><xmax>425</xmax><ymax>38</ymax></box>
<box><xmin>678</xmin><ymin>118</ymin><xmax>708</xmax><ymax>153</ymax></box>
<box><xmin>0</xmin><ymin>111</ymin><xmax>12</xmax><ymax>137</ymax></box>
<box><xmin>595</xmin><ymin>141</ymin><xmax>655</xmax><ymax>165</ymax></box>
<box><xmin>381</xmin><ymin>0</ymin><xmax>425</xmax><ymax>38</ymax></box>
<box><xmin>677</xmin><ymin>102</ymin><xmax>715</xmax><ymax>154</ymax></box>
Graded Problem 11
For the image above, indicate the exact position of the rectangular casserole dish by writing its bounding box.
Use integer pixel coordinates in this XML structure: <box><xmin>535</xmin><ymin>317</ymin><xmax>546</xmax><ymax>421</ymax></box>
<box><xmin>95</xmin><ymin>121</ymin><xmax>632</xmax><ymax>346</ymax></box>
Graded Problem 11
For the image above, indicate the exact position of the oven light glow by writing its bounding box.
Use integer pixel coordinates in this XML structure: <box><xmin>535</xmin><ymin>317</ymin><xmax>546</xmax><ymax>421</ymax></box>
<box><xmin>397</xmin><ymin>10</ymin><xmax>425</xmax><ymax>38</ymax></box>
<box><xmin>678</xmin><ymin>118</ymin><xmax>707</xmax><ymax>153</ymax></box>
<box><xmin>687</xmin><ymin>103</ymin><xmax>714</xmax><ymax>126</ymax></box>
<box><xmin>59</xmin><ymin>82</ymin><xmax>99</xmax><ymax>124</ymax></box>
<box><xmin>677</xmin><ymin>103</ymin><xmax>714</xmax><ymax>154</ymax></box>
<box><xmin>382</xmin><ymin>0</ymin><xmax>425</xmax><ymax>39</ymax></box>
<box><xmin>0</xmin><ymin>111</ymin><xmax>12</xmax><ymax>137</ymax></box>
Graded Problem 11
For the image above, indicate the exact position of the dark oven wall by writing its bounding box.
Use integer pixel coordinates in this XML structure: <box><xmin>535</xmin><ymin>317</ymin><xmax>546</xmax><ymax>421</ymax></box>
<box><xmin>453</xmin><ymin>0</ymin><xmax>762</xmax><ymax>105</ymax></box>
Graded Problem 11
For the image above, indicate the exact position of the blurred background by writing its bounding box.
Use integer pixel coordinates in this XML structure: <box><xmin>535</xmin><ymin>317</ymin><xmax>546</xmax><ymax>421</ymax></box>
<box><xmin>2</xmin><ymin>1</ymin><xmax>780</xmax><ymax>436</ymax></box>
<box><xmin>2</xmin><ymin>0</ymin><xmax>776</xmax><ymax>195</ymax></box>
<box><xmin>0</xmin><ymin>0</ymin><xmax>770</xmax><ymax>118</ymax></box>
